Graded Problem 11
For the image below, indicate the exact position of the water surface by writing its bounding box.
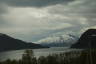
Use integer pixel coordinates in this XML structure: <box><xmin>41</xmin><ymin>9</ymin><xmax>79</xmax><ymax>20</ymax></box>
<box><xmin>0</xmin><ymin>47</ymin><xmax>80</xmax><ymax>61</ymax></box>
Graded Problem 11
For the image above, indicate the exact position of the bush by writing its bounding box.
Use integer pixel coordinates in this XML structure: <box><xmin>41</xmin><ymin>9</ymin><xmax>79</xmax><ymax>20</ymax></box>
<box><xmin>0</xmin><ymin>49</ymin><xmax>96</xmax><ymax>64</ymax></box>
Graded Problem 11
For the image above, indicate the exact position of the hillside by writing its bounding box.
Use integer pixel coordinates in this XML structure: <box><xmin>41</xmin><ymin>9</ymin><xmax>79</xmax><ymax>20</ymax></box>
<box><xmin>0</xmin><ymin>33</ymin><xmax>48</xmax><ymax>52</ymax></box>
<box><xmin>71</xmin><ymin>29</ymin><xmax>96</xmax><ymax>48</ymax></box>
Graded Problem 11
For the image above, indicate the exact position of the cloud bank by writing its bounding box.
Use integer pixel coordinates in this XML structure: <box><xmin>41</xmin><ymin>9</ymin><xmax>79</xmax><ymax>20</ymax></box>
<box><xmin>0</xmin><ymin>0</ymin><xmax>96</xmax><ymax>43</ymax></box>
<box><xmin>0</xmin><ymin>0</ymin><xmax>74</xmax><ymax>7</ymax></box>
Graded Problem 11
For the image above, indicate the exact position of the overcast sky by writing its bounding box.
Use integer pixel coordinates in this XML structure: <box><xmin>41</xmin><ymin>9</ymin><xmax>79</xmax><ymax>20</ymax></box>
<box><xmin>0</xmin><ymin>0</ymin><xmax>96</xmax><ymax>43</ymax></box>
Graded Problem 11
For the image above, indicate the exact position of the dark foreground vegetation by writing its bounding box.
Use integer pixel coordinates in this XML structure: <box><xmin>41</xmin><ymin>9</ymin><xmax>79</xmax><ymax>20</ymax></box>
<box><xmin>0</xmin><ymin>49</ymin><xmax>96</xmax><ymax>64</ymax></box>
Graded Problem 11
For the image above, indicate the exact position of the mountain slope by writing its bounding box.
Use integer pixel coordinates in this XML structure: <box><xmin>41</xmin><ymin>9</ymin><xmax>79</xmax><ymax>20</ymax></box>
<box><xmin>40</xmin><ymin>42</ymin><xmax>71</xmax><ymax>47</ymax></box>
<box><xmin>0</xmin><ymin>33</ymin><xmax>48</xmax><ymax>52</ymax></box>
<box><xmin>71</xmin><ymin>29</ymin><xmax>96</xmax><ymax>48</ymax></box>
<box><xmin>40</xmin><ymin>35</ymin><xmax>78</xmax><ymax>47</ymax></box>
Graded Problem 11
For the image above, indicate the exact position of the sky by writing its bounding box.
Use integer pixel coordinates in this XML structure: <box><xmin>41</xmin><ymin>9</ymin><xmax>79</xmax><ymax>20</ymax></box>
<box><xmin>0</xmin><ymin>0</ymin><xmax>96</xmax><ymax>43</ymax></box>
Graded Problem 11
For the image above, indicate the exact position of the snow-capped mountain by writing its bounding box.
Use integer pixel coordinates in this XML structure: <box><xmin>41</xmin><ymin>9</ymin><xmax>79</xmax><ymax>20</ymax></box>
<box><xmin>39</xmin><ymin>35</ymin><xmax>79</xmax><ymax>47</ymax></box>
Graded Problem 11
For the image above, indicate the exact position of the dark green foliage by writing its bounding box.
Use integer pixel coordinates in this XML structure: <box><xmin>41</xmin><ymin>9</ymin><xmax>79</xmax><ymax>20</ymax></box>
<box><xmin>1</xmin><ymin>49</ymin><xmax>96</xmax><ymax>64</ymax></box>
<box><xmin>38</xmin><ymin>56</ymin><xmax>47</xmax><ymax>64</ymax></box>
<box><xmin>21</xmin><ymin>49</ymin><xmax>37</xmax><ymax>64</ymax></box>
<box><xmin>11</xmin><ymin>60</ymin><xmax>18</xmax><ymax>64</ymax></box>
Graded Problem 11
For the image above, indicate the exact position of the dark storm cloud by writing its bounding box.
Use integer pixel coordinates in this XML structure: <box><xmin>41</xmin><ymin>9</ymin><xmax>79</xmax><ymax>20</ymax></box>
<box><xmin>0</xmin><ymin>0</ymin><xmax>74</xmax><ymax>7</ymax></box>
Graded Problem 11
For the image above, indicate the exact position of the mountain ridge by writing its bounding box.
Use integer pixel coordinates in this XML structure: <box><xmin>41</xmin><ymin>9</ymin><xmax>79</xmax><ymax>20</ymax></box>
<box><xmin>71</xmin><ymin>29</ymin><xmax>96</xmax><ymax>48</ymax></box>
<box><xmin>0</xmin><ymin>33</ymin><xmax>48</xmax><ymax>52</ymax></box>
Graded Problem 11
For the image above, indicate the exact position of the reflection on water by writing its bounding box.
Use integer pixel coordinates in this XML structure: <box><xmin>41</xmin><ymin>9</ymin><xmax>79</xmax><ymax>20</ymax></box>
<box><xmin>0</xmin><ymin>47</ymin><xmax>80</xmax><ymax>61</ymax></box>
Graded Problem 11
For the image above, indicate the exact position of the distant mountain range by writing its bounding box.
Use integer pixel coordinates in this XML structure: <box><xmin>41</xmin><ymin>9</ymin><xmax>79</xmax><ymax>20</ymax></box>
<box><xmin>0</xmin><ymin>33</ymin><xmax>48</xmax><ymax>52</ymax></box>
<box><xmin>71</xmin><ymin>29</ymin><xmax>96</xmax><ymax>49</ymax></box>
<box><xmin>1</xmin><ymin>29</ymin><xmax>94</xmax><ymax>52</ymax></box>
<box><xmin>40</xmin><ymin>36</ymin><xmax>78</xmax><ymax>47</ymax></box>
<box><xmin>40</xmin><ymin>42</ymin><xmax>71</xmax><ymax>47</ymax></box>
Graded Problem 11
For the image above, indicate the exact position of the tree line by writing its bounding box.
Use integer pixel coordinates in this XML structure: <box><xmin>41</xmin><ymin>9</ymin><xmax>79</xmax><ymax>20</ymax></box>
<box><xmin>0</xmin><ymin>49</ymin><xmax>96</xmax><ymax>64</ymax></box>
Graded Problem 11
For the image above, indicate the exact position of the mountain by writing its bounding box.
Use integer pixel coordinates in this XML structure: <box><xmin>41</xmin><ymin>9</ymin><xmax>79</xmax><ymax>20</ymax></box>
<box><xmin>40</xmin><ymin>42</ymin><xmax>70</xmax><ymax>47</ymax></box>
<box><xmin>71</xmin><ymin>29</ymin><xmax>96</xmax><ymax>49</ymax></box>
<box><xmin>0</xmin><ymin>33</ymin><xmax>48</xmax><ymax>52</ymax></box>
<box><xmin>40</xmin><ymin>38</ymin><xmax>74</xmax><ymax>47</ymax></box>
<box><xmin>40</xmin><ymin>36</ymin><xmax>77</xmax><ymax>47</ymax></box>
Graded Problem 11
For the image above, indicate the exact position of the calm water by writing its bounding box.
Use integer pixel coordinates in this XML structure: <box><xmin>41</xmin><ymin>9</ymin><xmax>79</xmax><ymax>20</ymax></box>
<box><xmin>0</xmin><ymin>47</ymin><xmax>80</xmax><ymax>61</ymax></box>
